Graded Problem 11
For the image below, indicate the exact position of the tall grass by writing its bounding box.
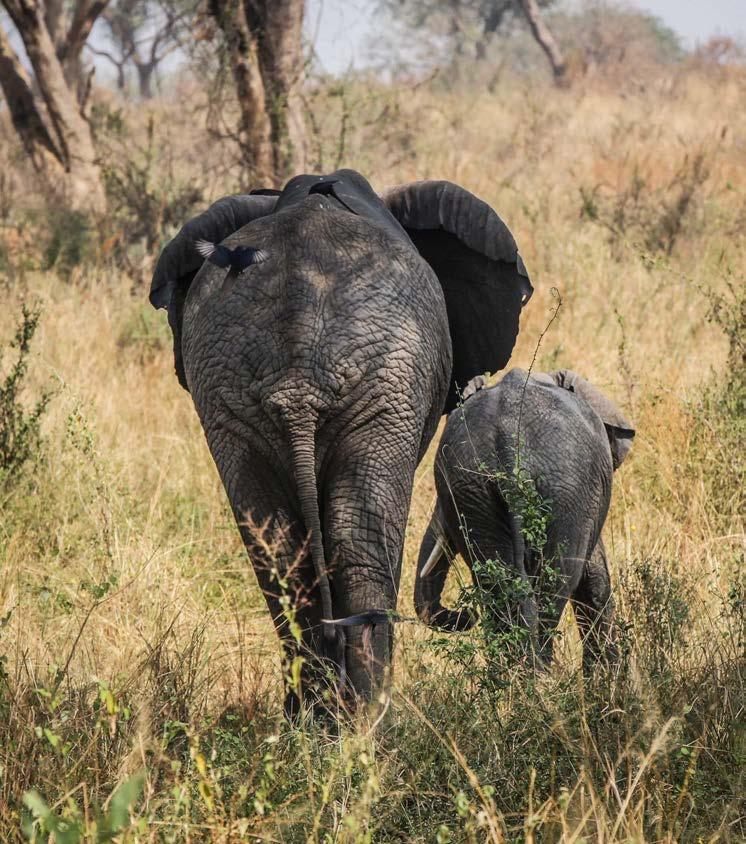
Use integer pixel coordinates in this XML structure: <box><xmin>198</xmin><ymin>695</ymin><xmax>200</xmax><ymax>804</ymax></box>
<box><xmin>0</xmin><ymin>60</ymin><xmax>744</xmax><ymax>841</ymax></box>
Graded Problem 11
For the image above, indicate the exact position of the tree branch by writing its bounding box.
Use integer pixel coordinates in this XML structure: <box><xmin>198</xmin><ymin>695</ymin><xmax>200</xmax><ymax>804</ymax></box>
<box><xmin>208</xmin><ymin>0</ymin><xmax>273</xmax><ymax>182</ymax></box>
<box><xmin>43</xmin><ymin>0</ymin><xmax>65</xmax><ymax>49</ymax></box>
<box><xmin>60</xmin><ymin>0</ymin><xmax>111</xmax><ymax>64</ymax></box>
<box><xmin>516</xmin><ymin>0</ymin><xmax>566</xmax><ymax>81</ymax></box>
<box><xmin>86</xmin><ymin>43</ymin><xmax>126</xmax><ymax>67</ymax></box>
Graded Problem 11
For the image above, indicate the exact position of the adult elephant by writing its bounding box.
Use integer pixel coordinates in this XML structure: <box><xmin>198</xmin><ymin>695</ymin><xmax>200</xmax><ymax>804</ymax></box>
<box><xmin>150</xmin><ymin>169</ymin><xmax>532</xmax><ymax>715</ymax></box>
<box><xmin>414</xmin><ymin>370</ymin><xmax>635</xmax><ymax>669</ymax></box>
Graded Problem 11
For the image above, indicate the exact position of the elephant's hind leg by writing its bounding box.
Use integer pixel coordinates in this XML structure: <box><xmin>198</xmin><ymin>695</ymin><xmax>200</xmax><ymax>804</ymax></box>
<box><xmin>323</xmin><ymin>425</ymin><xmax>419</xmax><ymax>705</ymax></box>
<box><xmin>571</xmin><ymin>538</ymin><xmax>618</xmax><ymax>671</ymax></box>
<box><xmin>213</xmin><ymin>440</ymin><xmax>332</xmax><ymax>718</ymax></box>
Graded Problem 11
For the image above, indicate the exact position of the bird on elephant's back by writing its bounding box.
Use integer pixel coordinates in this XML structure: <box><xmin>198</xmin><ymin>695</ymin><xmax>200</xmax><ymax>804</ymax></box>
<box><xmin>149</xmin><ymin>169</ymin><xmax>533</xmax><ymax>718</ymax></box>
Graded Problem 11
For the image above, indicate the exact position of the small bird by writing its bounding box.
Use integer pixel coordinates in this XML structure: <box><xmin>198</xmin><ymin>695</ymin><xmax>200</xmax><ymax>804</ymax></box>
<box><xmin>308</xmin><ymin>178</ymin><xmax>339</xmax><ymax>197</ymax></box>
<box><xmin>195</xmin><ymin>239</ymin><xmax>269</xmax><ymax>296</ymax></box>
<box><xmin>308</xmin><ymin>178</ymin><xmax>359</xmax><ymax>215</ymax></box>
<box><xmin>195</xmin><ymin>239</ymin><xmax>268</xmax><ymax>274</ymax></box>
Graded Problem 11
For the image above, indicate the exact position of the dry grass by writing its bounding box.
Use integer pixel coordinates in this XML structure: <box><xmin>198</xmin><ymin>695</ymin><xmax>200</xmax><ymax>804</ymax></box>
<box><xmin>0</xmin><ymin>60</ymin><xmax>744</xmax><ymax>841</ymax></box>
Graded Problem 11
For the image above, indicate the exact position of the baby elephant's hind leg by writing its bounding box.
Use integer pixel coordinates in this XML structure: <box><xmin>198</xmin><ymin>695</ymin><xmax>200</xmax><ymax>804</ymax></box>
<box><xmin>571</xmin><ymin>538</ymin><xmax>619</xmax><ymax>670</ymax></box>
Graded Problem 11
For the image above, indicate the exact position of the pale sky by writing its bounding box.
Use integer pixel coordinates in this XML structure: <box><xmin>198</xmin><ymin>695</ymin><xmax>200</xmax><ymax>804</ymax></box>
<box><xmin>307</xmin><ymin>0</ymin><xmax>746</xmax><ymax>75</ymax></box>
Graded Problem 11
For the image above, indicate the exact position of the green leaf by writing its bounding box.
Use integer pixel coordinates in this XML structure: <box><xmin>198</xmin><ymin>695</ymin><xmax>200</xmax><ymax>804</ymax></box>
<box><xmin>22</xmin><ymin>789</ymin><xmax>51</xmax><ymax>822</ymax></box>
<box><xmin>105</xmin><ymin>771</ymin><xmax>145</xmax><ymax>833</ymax></box>
<box><xmin>22</xmin><ymin>790</ymin><xmax>81</xmax><ymax>844</ymax></box>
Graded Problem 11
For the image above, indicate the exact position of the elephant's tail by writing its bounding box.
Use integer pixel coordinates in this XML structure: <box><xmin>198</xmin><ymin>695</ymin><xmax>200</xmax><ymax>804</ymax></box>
<box><xmin>287</xmin><ymin>421</ymin><xmax>335</xmax><ymax>645</ymax></box>
<box><xmin>507</xmin><ymin>510</ymin><xmax>536</xmax><ymax>631</ymax></box>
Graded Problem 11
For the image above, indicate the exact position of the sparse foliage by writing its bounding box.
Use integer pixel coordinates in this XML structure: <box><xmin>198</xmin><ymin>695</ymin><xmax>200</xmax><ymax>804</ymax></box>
<box><xmin>22</xmin><ymin>772</ymin><xmax>144</xmax><ymax>842</ymax></box>
<box><xmin>380</xmin><ymin>0</ymin><xmax>562</xmax><ymax>76</ymax></box>
<box><xmin>431</xmin><ymin>460</ymin><xmax>556</xmax><ymax>684</ymax></box>
<box><xmin>98</xmin><ymin>112</ymin><xmax>203</xmax><ymax>258</ymax></box>
<box><xmin>580</xmin><ymin>148</ymin><xmax>710</xmax><ymax>255</ymax></box>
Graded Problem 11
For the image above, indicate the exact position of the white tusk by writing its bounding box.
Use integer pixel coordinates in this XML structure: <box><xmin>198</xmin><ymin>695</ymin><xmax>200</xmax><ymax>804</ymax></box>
<box><xmin>420</xmin><ymin>535</ymin><xmax>444</xmax><ymax>578</ymax></box>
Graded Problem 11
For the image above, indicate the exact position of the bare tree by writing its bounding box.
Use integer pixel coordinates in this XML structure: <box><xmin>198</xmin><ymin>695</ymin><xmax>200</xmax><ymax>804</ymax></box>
<box><xmin>91</xmin><ymin>0</ymin><xmax>196</xmax><ymax>98</ymax></box>
<box><xmin>0</xmin><ymin>0</ymin><xmax>107</xmax><ymax>211</ymax></box>
<box><xmin>207</xmin><ymin>0</ymin><xmax>305</xmax><ymax>187</ymax></box>
<box><xmin>381</xmin><ymin>0</ymin><xmax>565</xmax><ymax>80</ymax></box>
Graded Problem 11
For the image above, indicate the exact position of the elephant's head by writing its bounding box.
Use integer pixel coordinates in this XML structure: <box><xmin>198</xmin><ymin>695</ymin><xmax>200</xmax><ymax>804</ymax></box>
<box><xmin>150</xmin><ymin>172</ymin><xmax>533</xmax><ymax>412</ymax></box>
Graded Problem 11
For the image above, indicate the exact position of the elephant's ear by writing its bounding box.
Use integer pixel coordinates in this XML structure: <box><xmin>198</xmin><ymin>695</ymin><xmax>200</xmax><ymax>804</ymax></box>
<box><xmin>552</xmin><ymin>370</ymin><xmax>636</xmax><ymax>469</ymax></box>
<box><xmin>149</xmin><ymin>193</ymin><xmax>277</xmax><ymax>311</ymax></box>
<box><xmin>383</xmin><ymin>180</ymin><xmax>533</xmax><ymax>412</ymax></box>
<box><xmin>149</xmin><ymin>193</ymin><xmax>276</xmax><ymax>391</ymax></box>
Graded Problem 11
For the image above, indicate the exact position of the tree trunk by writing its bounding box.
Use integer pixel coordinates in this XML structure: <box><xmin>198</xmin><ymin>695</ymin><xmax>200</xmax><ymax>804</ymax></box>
<box><xmin>58</xmin><ymin>0</ymin><xmax>108</xmax><ymax>99</ymax></box>
<box><xmin>62</xmin><ymin>0</ymin><xmax>108</xmax><ymax>66</ymax></box>
<box><xmin>517</xmin><ymin>0</ymin><xmax>566</xmax><ymax>82</ymax></box>
<box><xmin>475</xmin><ymin>5</ymin><xmax>505</xmax><ymax>61</ymax></box>
<box><xmin>135</xmin><ymin>59</ymin><xmax>155</xmax><ymax>99</ymax></box>
<box><xmin>44</xmin><ymin>0</ymin><xmax>65</xmax><ymax>46</ymax></box>
<box><xmin>209</xmin><ymin>0</ymin><xmax>305</xmax><ymax>187</ymax></box>
<box><xmin>248</xmin><ymin>0</ymin><xmax>306</xmax><ymax>182</ymax></box>
<box><xmin>46</xmin><ymin>0</ymin><xmax>108</xmax><ymax>102</ymax></box>
<box><xmin>208</xmin><ymin>0</ymin><xmax>273</xmax><ymax>184</ymax></box>
<box><xmin>0</xmin><ymin>0</ymin><xmax>107</xmax><ymax>211</ymax></box>
<box><xmin>0</xmin><ymin>25</ymin><xmax>62</xmax><ymax>173</ymax></box>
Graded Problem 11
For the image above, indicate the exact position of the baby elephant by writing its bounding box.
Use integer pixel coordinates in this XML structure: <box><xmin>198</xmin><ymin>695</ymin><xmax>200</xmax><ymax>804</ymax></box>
<box><xmin>415</xmin><ymin>369</ymin><xmax>634</xmax><ymax>667</ymax></box>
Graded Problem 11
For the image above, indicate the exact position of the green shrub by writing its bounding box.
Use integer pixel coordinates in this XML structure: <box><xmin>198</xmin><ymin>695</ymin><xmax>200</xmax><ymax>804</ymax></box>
<box><xmin>433</xmin><ymin>459</ymin><xmax>557</xmax><ymax>692</ymax></box>
<box><xmin>99</xmin><ymin>113</ymin><xmax>203</xmax><ymax>256</ymax></box>
<box><xmin>580</xmin><ymin>148</ymin><xmax>710</xmax><ymax>256</ymax></box>
<box><xmin>618</xmin><ymin>556</ymin><xmax>692</xmax><ymax>681</ymax></box>
<box><xmin>22</xmin><ymin>772</ymin><xmax>144</xmax><ymax>843</ymax></box>
<box><xmin>0</xmin><ymin>304</ymin><xmax>52</xmax><ymax>486</ymax></box>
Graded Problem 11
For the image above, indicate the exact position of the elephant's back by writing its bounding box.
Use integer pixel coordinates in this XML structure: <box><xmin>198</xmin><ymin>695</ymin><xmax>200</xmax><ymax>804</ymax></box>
<box><xmin>181</xmin><ymin>201</ymin><xmax>450</xmax><ymax>438</ymax></box>
<box><xmin>441</xmin><ymin>369</ymin><xmax>612</xmax><ymax>505</ymax></box>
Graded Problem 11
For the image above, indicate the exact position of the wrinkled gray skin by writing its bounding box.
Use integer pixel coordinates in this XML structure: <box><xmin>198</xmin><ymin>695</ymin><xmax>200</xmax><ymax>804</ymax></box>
<box><xmin>151</xmin><ymin>171</ymin><xmax>532</xmax><ymax>716</ymax></box>
<box><xmin>415</xmin><ymin>369</ymin><xmax>634</xmax><ymax>668</ymax></box>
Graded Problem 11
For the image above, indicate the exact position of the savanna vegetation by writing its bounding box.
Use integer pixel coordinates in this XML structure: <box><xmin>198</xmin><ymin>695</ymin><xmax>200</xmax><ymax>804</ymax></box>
<box><xmin>0</xmin><ymin>1</ymin><xmax>744</xmax><ymax>840</ymax></box>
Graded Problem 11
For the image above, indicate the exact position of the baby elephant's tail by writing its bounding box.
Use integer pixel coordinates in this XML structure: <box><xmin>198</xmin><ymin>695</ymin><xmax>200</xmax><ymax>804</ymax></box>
<box><xmin>507</xmin><ymin>510</ymin><xmax>536</xmax><ymax>632</ymax></box>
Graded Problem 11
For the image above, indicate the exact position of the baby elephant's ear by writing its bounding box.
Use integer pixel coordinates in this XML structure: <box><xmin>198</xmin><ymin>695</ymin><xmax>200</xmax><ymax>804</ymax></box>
<box><xmin>383</xmin><ymin>180</ymin><xmax>533</xmax><ymax>413</ymax></box>
<box><xmin>552</xmin><ymin>370</ymin><xmax>635</xmax><ymax>469</ymax></box>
